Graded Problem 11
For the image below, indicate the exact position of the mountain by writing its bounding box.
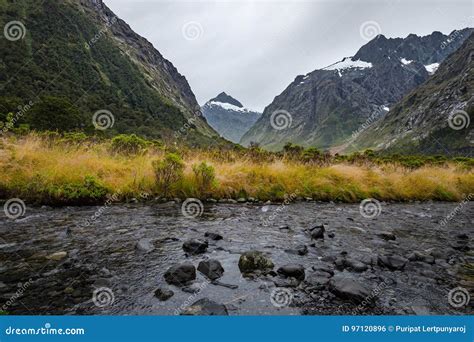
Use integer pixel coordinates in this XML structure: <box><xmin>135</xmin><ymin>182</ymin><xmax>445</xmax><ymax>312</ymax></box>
<box><xmin>201</xmin><ymin>92</ymin><xmax>261</xmax><ymax>143</ymax></box>
<box><xmin>0</xmin><ymin>0</ymin><xmax>219</xmax><ymax>145</ymax></box>
<box><xmin>347</xmin><ymin>32</ymin><xmax>474</xmax><ymax>156</ymax></box>
<box><xmin>240</xmin><ymin>28</ymin><xmax>473</xmax><ymax>151</ymax></box>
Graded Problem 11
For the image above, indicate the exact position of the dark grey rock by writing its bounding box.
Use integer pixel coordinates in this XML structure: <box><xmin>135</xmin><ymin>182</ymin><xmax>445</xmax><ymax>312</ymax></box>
<box><xmin>181</xmin><ymin>298</ymin><xmax>228</xmax><ymax>316</ymax></box>
<box><xmin>154</xmin><ymin>287</ymin><xmax>174</xmax><ymax>301</ymax></box>
<box><xmin>377</xmin><ymin>231</ymin><xmax>396</xmax><ymax>241</ymax></box>
<box><xmin>277</xmin><ymin>264</ymin><xmax>305</xmax><ymax>280</ymax></box>
<box><xmin>197</xmin><ymin>259</ymin><xmax>224</xmax><ymax>280</ymax></box>
<box><xmin>310</xmin><ymin>224</ymin><xmax>325</xmax><ymax>239</ymax></box>
<box><xmin>204</xmin><ymin>232</ymin><xmax>223</xmax><ymax>241</ymax></box>
<box><xmin>344</xmin><ymin>258</ymin><xmax>369</xmax><ymax>272</ymax></box>
<box><xmin>182</xmin><ymin>239</ymin><xmax>208</xmax><ymax>254</ymax></box>
<box><xmin>329</xmin><ymin>274</ymin><xmax>374</xmax><ymax>304</ymax></box>
<box><xmin>378</xmin><ymin>255</ymin><xmax>408</xmax><ymax>271</ymax></box>
<box><xmin>164</xmin><ymin>263</ymin><xmax>196</xmax><ymax>285</ymax></box>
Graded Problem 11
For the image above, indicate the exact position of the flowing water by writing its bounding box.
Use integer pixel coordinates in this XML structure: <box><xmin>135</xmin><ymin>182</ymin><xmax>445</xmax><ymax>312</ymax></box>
<box><xmin>0</xmin><ymin>201</ymin><xmax>472</xmax><ymax>315</ymax></box>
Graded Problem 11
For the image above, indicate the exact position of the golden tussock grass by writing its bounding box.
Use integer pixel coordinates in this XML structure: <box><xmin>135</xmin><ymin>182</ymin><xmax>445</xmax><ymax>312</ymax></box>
<box><xmin>0</xmin><ymin>134</ymin><xmax>472</xmax><ymax>204</ymax></box>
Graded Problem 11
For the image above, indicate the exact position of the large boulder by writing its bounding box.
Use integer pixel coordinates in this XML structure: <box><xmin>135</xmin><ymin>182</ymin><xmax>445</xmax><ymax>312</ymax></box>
<box><xmin>182</xmin><ymin>239</ymin><xmax>208</xmax><ymax>254</ymax></box>
<box><xmin>277</xmin><ymin>264</ymin><xmax>305</xmax><ymax>280</ymax></box>
<box><xmin>329</xmin><ymin>275</ymin><xmax>374</xmax><ymax>304</ymax></box>
<box><xmin>164</xmin><ymin>262</ymin><xmax>196</xmax><ymax>285</ymax></box>
<box><xmin>198</xmin><ymin>259</ymin><xmax>224</xmax><ymax>280</ymax></box>
<box><xmin>181</xmin><ymin>298</ymin><xmax>228</xmax><ymax>315</ymax></box>
<box><xmin>238</xmin><ymin>251</ymin><xmax>274</xmax><ymax>274</ymax></box>
<box><xmin>378</xmin><ymin>255</ymin><xmax>408</xmax><ymax>271</ymax></box>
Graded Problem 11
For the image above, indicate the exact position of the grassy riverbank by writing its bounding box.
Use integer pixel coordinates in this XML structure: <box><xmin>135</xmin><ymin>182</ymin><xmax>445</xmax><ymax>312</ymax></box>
<box><xmin>0</xmin><ymin>133</ymin><xmax>473</xmax><ymax>205</ymax></box>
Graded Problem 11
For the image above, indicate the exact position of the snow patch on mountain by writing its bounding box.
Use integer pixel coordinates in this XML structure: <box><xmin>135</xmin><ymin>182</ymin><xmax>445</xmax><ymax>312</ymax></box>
<box><xmin>209</xmin><ymin>101</ymin><xmax>250</xmax><ymax>113</ymax></box>
<box><xmin>323</xmin><ymin>57</ymin><xmax>373</xmax><ymax>77</ymax></box>
<box><xmin>424</xmin><ymin>63</ymin><xmax>440</xmax><ymax>74</ymax></box>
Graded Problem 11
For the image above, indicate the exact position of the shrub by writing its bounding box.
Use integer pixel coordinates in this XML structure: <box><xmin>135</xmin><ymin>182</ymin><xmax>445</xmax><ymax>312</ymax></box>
<box><xmin>192</xmin><ymin>161</ymin><xmax>216</xmax><ymax>195</ymax></box>
<box><xmin>60</xmin><ymin>132</ymin><xmax>88</xmax><ymax>146</ymax></box>
<box><xmin>152</xmin><ymin>153</ymin><xmax>185</xmax><ymax>196</ymax></box>
<box><xmin>302</xmin><ymin>147</ymin><xmax>321</xmax><ymax>163</ymax></box>
<box><xmin>111</xmin><ymin>134</ymin><xmax>148</xmax><ymax>155</ymax></box>
<box><xmin>45</xmin><ymin>176</ymin><xmax>108</xmax><ymax>205</ymax></box>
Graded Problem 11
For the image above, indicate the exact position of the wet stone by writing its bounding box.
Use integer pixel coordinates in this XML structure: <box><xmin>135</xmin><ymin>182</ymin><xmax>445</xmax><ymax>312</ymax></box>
<box><xmin>197</xmin><ymin>259</ymin><xmax>224</xmax><ymax>280</ymax></box>
<box><xmin>310</xmin><ymin>224</ymin><xmax>325</xmax><ymax>240</ymax></box>
<box><xmin>277</xmin><ymin>264</ymin><xmax>305</xmax><ymax>280</ymax></box>
<box><xmin>182</xmin><ymin>239</ymin><xmax>208</xmax><ymax>254</ymax></box>
<box><xmin>329</xmin><ymin>274</ymin><xmax>374</xmax><ymax>304</ymax></box>
<box><xmin>164</xmin><ymin>263</ymin><xmax>196</xmax><ymax>286</ymax></box>
<box><xmin>154</xmin><ymin>287</ymin><xmax>174</xmax><ymax>301</ymax></box>
<box><xmin>204</xmin><ymin>232</ymin><xmax>223</xmax><ymax>241</ymax></box>
<box><xmin>378</xmin><ymin>255</ymin><xmax>408</xmax><ymax>271</ymax></box>
<box><xmin>181</xmin><ymin>298</ymin><xmax>228</xmax><ymax>316</ymax></box>
<box><xmin>238</xmin><ymin>251</ymin><xmax>274</xmax><ymax>274</ymax></box>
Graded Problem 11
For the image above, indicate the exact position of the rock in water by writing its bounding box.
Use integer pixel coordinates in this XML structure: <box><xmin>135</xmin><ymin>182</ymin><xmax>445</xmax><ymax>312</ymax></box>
<box><xmin>277</xmin><ymin>264</ymin><xmax>305</xmax><ymax>280</ymax></box>
<box><xmin>238</xmin><ymin>251</ymin><xmax>274</xmax><ymax>274</ymax></box>
<box><xmin>329</xmin><ymin>275</ymin><xmax>374</xmax><ymax>304</ymax></box>
<box><xmin>344</xmin><ymin>258</ymin><xmax>369</xmax><ymax>272</ymax></box>
<box><xmin>182</xmin><ymin>239</ymin><xmax>208</xmax><ymax>254</ymax></box>
<box><xmin>164</xmin><ymin>263</ymin><xmax>196</xmax><ymax>285</ymax></box>
<box><xmin>181</xmin><ymin>298</ymin><xmax>228</xmax><ymax>315</ymax></box>
<box><xmin>204</xmin><ymin>232</ymin><xmax>223</xmax><ymax>241</ymax></box>
<box><xmin>154</xmin><ymin>287</ymin><xmax>174</xmax><ymax>301</ymax></box>
<box><xmin>377</xmin><ymin>231</ymin><xmax>396</xmax><ymax>241</ymax></box>
<box><xmin>136</xmin><ymin>238</ymin><xmax>154</xmax><ymax>252</ymax></box>
<box><xmin>377</xmin><ymin>255</ymin><xmax>408</xmax><ymax>270</ymax></box>
<box><xmin>310</xmin><ymin>224</ymin><xmax>325</xmax><ymax>239</ymax></box>
<box><xmin>46</xmin><ymin>251</ymin><xmax>67</xmax><ymax>261</ymax></box>
<box><xmin>198</xmin><ymin>259</ymin><xmax>224</xmax><ymax>280</ymax></box>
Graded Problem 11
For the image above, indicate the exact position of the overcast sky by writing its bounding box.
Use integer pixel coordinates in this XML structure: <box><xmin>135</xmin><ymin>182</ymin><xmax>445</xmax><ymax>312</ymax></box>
<box><xmin>105</xmin><ymin>0</ymin><xmax>473</xmax><ymax>112</ymax></box>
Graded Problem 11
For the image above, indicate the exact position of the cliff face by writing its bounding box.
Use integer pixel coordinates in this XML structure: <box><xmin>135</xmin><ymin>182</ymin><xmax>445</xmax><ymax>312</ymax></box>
<box><xmin>240</xmin><ymin>29</ymin><xmax>473</xmax><ymax>151</ymax></box>
<box><xmin>0</xmin><ymin>0</ymin><xmax>218</xmax><ymax>143</ymax></box>
<box><xmin>348</xmin><ymin>32</ymin><xmax>474</xmax><ymax>156</ymax></box>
